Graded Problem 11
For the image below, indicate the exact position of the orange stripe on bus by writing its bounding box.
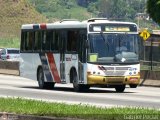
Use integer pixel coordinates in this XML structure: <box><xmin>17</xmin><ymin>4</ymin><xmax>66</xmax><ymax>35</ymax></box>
<box><xmin>47</xmin><ymin>53</ymin><xmax>61</xmax><ymax>83</ymax></box>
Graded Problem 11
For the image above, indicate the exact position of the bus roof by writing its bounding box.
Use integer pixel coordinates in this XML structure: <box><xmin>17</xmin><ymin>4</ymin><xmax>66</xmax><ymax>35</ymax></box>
<box><xmin>87</xmin><ymin>18</ymin><xmax>137</xmax><ymax>26</ymax></box>
<box><xmin>21</xmin><ymin>18</ymin><xmax>138</xmax><ymax>30</ymax></box>
<box><xmin>21</xmin><ymin>20</ymin><xmax>87</xmax><ymax>30</ymax></box>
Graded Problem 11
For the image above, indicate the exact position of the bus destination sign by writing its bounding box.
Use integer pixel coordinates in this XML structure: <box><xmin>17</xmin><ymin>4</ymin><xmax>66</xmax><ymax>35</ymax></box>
<box><xmin>89</xmin><ymin>23</ymin><xmax>137</xmax><ymax>32</ymax></box>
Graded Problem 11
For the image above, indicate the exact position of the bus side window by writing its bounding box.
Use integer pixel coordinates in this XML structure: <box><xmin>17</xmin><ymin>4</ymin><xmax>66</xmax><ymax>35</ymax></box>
<box><xmin>42</xmin><ymin>31</ymin><xmax>52</xmax><ymax>51</ymax></box>
<box><xmin>67</xmin><ymin>31</ymin><xmax>77</xmax><ymax>52</ymax></box>
<box><xmin>25</xmin><ymin>32</ymin><xmax>34</xmax><ymax>51</ymax></box>
<box><xmin>34</xmin><ymin>31</ymin><xmax>42</xmax><ymax>51</ymax></box>
<box><xmin>60</xmin><ymin>31</ymin><xmax>67</xmax><ymax>52</ymax></box>
<box><xmin>51</xmin><ymin>31</ymin><xmax>60</xmax><ymax>52</ymax></box>
<box><xmin>21</xmin><ymin>31</ymin><xmax>27</xmax><ymax>51</ymax></box>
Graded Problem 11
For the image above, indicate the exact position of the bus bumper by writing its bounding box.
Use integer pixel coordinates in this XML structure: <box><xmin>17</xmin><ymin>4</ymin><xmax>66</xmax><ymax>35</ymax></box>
<box><xmin>87</xmin><ymin>75</ymin><xmax>140</xmax><ymax>85</ymax></box>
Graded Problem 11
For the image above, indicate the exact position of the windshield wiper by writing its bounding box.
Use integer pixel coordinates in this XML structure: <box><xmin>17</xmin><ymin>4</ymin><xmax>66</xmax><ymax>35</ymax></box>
<box><xmin>100</xmin><ymin>31</ymin><xmax>109</xmax><ymax>51</ymax></box>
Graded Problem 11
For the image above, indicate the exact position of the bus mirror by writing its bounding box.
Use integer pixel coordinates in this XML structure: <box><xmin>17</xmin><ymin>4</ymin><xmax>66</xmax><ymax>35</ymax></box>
<box><xmin>85</xmin><ymin>40</ymin><xmax>89</xmax><ymax>48</ymax></box>
<box><xmin>88</xmin><ymin>53</ymin><xmax>98</xmax><ymax>62</ymax></box>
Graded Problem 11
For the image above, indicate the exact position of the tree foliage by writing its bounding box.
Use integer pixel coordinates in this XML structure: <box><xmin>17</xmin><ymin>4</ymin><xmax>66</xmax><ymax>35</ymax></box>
<box><xmin>77</xmin><ymin>0</ymin><xmax>98</xmax><ymax>7</ymax></box>
<box><xmin>97</xmin><ymin>0</ymin><xmax>146</xmax><ymax>20</ymax></box>
<box><xmin>98</xmin><ymin>0</ymin><xmax>128</xmax><ymax>19</ymax></box>
<box><xmin>28</xmin><ymin>0</ymin><xmax>146</xmax><ymax>21</ymax></box>
<box><xmin>147</xmin><ymin>0</ymin><xmax>160</xmax><ymax>24</ymax></box>
<box><xmin>78</xmin><ymin>0</ymin><xmax>146</xmax><ymax>20</ymax></box>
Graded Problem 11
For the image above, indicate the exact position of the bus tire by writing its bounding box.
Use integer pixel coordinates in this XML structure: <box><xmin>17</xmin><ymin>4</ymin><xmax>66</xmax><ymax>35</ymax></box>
<box><xmin>45</xmin><ymin>82</ymin><xmax>55</xmax><ymax>89</ymax></box>
<box><xmin>37</xmin><ymin>68</ymin><xmax>46</xmax><ymax>89</ymax></box>
<box><xmin>130</xmin><ymin>84</ymin><xmax>138</xmax><ymax>88</ymax></box>
<box><xmin>82</xmin><ymin>85</ymin><xmax>90</xmax><ymax>91</ymax></box>
<box><xmin>73</xmin><ymin>80</ymin><xmax>90</xmax><ymax>92</ymax></box>
<box><xmin>115</xmin><ymin>85</ymin><xmax>125</xmax><ymax>92</ymax></box>
<box><xmin>73</xmin><ymin>73</ymin><xmax>81</xmax><ymax>92</ymax></box>
<box><xmin>72</xmin><ymin>71</ymin><xmax>85</xmax><ymax>92</ymax></box>
<box><xmin>37</xmin><ymin>68</ymin><xmax>55</xmax><ymax>89</ymax></box>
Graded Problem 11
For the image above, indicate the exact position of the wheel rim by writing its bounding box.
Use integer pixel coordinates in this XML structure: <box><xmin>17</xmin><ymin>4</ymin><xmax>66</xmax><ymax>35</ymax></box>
<box><xmin>73</xmin><ymin>75</ymin><xmax>78</xmax><ymax>88</ymax></box>
<box><xmin>73</xmin><ymin>72</ymin><xmax>81</xmax><ymax>92</ymax></box>
<box><xmin>38</xmin><ymin>69</ymin><xmax>44</xmax><ymax>88</ymax></box>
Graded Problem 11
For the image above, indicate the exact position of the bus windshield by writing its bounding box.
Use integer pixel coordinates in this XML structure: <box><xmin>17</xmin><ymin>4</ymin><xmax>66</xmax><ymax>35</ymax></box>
<box><xmin>88</xmin><ymin>33</ymin><xmax>139</xmax><ymax>64</ymax></box>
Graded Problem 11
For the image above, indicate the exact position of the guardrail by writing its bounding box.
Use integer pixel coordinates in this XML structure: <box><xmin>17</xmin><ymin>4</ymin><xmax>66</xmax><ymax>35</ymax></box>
<box><xmin>0</xmin><ymin>61</ymin><xmax>19</xmax><ymax>76</ymax></box>
<box><xmin>140</xmin><ymin>60</ymin><xmax>160</xmax><ymax>80</ymax></box>
<box><xmin>140</xmin><ymin>60</ymin><xmax>160</xmax><ymax>71</ymax></box>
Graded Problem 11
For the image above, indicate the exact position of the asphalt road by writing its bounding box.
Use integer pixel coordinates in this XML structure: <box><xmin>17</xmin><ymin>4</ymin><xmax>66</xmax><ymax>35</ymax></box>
<box><xmin>0</xmin><ymin>74</ymin><xmax>159</xmax><ymax>109</ymax></box>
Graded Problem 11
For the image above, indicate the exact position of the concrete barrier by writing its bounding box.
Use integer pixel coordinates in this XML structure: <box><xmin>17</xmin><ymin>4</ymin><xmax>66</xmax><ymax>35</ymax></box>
<box><xmin>0</xmin><ymin>61</ymin><xmax>19</xmax><ymax>76</ymax></box>
<box><xmin>140</xmin><ymin>70</ymin><xmax>160</xmax><ymax>87</ymax></box>
<box><xmin>0</xmin><ymin>61</ymin><xmax>159</xmax><ymax>86</ymax></box>
<box><xmin>140</xmin><ymin>70</ymin><xmax>160</xmax><ymax>80</ymax></box>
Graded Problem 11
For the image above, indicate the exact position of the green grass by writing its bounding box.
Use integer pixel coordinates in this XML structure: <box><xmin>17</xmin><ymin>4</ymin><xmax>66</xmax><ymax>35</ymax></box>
<box><xmin>0</xmin><ymin>98</ymin><xmax>159</xmax><ymax>120</ymax></box>
<box><xmin>0</xmin><ymin>0</ymin><xmax>47</xmax><ymax>39</ymax></box>
<box><xmin>0</xmin><ymin>38</ymin><xmax>20</xmax><ymax>48</ymax></box>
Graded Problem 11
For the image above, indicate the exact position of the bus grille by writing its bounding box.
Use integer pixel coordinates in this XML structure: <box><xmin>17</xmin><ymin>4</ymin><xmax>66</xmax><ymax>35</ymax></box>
<box><xmin>104</xmin><ymin>67</ymin><xmax>130</xmax><ymax>71</ymax></box>
<box><xmin>105</xmin><ymin>71</ymin><xmax>126</xmax><ymax>76</ymax></box>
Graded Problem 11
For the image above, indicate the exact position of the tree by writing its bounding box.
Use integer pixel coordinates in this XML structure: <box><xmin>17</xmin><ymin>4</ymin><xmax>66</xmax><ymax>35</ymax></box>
<box><xmin>147</xmin><ymin>0</ymin><xmax>160</xmax><ymax>24</ymax></box>
<box><xmin>28</xmin><ymin>0</ymin><xmax>146</xmax><ymax>22</ymax></box>
<box><xmin>97</xmin><ymin>0</ymin><xmax>129</xmax><ymax>20</ymax></box>
<box><xmin>97</xmin><ymin>0</ymin><xmax>146</xmax><ymax>20</ymax></box>
<box><xmin>77</xmin><ymin>0</ymin><xmax>98</xmax><ymax>7</ymax></box>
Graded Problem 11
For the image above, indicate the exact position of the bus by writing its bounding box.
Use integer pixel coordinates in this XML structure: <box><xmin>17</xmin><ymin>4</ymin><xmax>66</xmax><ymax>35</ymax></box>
<box><xmin>20</xmin><ymin>18</ymin><xmax>140</xmax><ymax>92</ymax></box>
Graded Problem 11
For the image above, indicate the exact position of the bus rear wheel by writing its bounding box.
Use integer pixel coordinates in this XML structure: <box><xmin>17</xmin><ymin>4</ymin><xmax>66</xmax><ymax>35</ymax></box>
<box><xmin>38</xmin><ymin>68</ymin><xmax>55</xmax><ymax>89</ymax></box>
<box><xmin>115</xmin><ymin>85</ymin><xmax>126</xmax><ymax>92</ymax></box>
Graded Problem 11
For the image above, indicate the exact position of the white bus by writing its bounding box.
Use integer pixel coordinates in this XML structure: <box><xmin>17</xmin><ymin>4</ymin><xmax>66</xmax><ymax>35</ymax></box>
<box><xmin>20</xmin><ymin>18</ymin><xmax>140</xmax><ymax>92</ymax></box>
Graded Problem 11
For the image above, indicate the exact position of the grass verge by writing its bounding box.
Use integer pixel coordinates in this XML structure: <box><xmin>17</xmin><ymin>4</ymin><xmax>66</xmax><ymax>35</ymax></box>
<box><xmin>0</xmin><ymin>98</ymin><xmax>159</xmax><ymax>120</ymax></box>
<box><xmin>0</xmin><ymin>38</ymin><xmax>20</xmax><ymax>48</ymax></box>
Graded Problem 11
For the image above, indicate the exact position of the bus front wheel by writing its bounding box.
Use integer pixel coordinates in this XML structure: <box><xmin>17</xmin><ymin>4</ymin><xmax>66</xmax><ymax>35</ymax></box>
<box><xmin>130</xmin><ymin>84</ymin><xmax>138</xmax><ymax>88</ymax></box>
<box><xmin>72</xmin><ymin>72</ymin><xmax>90</xmax><ymax>92</ymax></box>
<box><xmin>73</xmin><ymin>73</ymin><xmax>81</xmax><ymax>92</ymax></box>
<box><xmin>115</xmin><ymin>85</ymin><xmax>126</xmax><ymax>92</ymax></box>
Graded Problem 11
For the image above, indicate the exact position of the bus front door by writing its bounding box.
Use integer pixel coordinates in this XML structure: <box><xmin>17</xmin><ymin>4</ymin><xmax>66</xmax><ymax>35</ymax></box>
<box><xmin>60</xmin><ymin>31</ymin><xmax>66</xmax><ymax>83</ymax></box>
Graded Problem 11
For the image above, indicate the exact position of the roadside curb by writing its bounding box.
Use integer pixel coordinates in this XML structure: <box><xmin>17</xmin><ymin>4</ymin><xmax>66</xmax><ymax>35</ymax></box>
<box><xmin>0</xmin><ymin>112</ymin><xmax>83</xmax><ymax>120</ymax></box>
